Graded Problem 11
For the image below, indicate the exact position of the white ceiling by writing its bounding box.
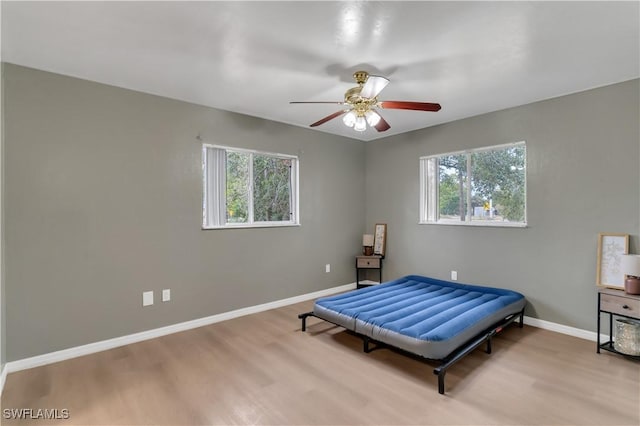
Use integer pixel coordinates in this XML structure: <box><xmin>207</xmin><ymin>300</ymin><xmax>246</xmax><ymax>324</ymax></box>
<box><xmin>2</xmin><ymin>1</ymin><xmax>639</xmax><ymax>141</ymax></box>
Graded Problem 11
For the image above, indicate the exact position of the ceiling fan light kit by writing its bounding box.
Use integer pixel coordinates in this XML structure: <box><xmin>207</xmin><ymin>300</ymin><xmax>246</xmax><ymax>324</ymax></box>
<box><xmin>342</xmin><ymin>110</ymin><xmax>357</xmax><ymax>127</ymax></box>
<box><xmin>365</xmin><ymin>110</ymin><xmax>381</xmax><ymax>126</ymax></box>
<box><xmin>291</xmin><ymin>70</ymin><xmax>442</xmax><ymax>133</ymax></box>
<box><xmin>354</xmin><ymin>116</ymin><xmax>367</xmax><ymax>132</ymax></box>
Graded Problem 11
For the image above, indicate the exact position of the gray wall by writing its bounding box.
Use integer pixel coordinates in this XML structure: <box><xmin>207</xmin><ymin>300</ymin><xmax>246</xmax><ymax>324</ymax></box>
<box><xmin>3</xmin><ymin>63</ymin><xmax>638</xmax><ymax>362</ymax></box>
<box><xmin>364</xmin><ymin>79</ymin><xmax>639</xmax><ymax>331</ymax></box>
<box><xmin>3</xmin><ymin>64</ymin><xmax>365</xmax><ymax>361</ymax></box>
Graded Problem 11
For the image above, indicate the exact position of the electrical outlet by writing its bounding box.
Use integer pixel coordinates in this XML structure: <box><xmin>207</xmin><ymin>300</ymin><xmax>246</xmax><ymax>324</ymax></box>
<box><xmin>162</xmin><ymin>289</ymin><xmax>171</xmax><ymax>302</ymax></box>
<box><xmin>325</xmin><ymin>264</ymin><xmax>331</xmax><ymax>273</ymax></box>
<box><xmin>143</xmin><ymin>291</ymin><xmax>154</xmax><ymax>306</ymax></box>
<box><xmin>451</xmin><ymin>271</ymin><xmax>458</xmax><ymax>281</ymax></box>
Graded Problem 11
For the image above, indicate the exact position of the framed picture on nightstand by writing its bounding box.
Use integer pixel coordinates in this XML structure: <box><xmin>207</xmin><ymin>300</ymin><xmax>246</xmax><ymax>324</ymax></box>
<box><xmin>596</xmin><ymin>233</ymin><xmax>628</xmax><ymax>289</ymax></box>
<box><xmin>374</xmin><ymin>223</ymin><xmax>387</xmax><ymax>257</ymax></box>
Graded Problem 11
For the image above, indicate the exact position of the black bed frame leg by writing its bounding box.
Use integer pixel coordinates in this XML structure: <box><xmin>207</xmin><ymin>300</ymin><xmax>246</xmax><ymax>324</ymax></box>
<box><xmin>298</xmin><ymin>312</ymin><xmax>314</xmax><ymax>332</ymax></box>
<box><xmin>363</xmin><ymin>336</ymin><xmax>371</xmax><ymax>353</ymax></box>
<box><xmin>519</xmin><ymin>309</ymin><xmax>525</xmax><ymax>328</ymax></box>
<box><xmin>436</xmin><ymin>369</ymin><xmax>446</xmax><ymax>394</ymax></box>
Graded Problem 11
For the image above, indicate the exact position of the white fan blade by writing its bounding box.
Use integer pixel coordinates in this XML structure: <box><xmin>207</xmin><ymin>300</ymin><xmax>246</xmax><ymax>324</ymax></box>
<box><xmin>360</xmin><ymin>75</ymin><xmax>390</xmax><ymax>99</ymax></box>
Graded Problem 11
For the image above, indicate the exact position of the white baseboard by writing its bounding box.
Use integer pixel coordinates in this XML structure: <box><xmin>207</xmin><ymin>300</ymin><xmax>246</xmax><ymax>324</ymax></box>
<box><xmin>4</xmin><ymin>282</ymin><xmax>357</xmax><ymax>376</ymax></box>
<box><xmin>2</xmin><ymin>283</ymin><xmax>606</xmax><ymax>386</ymax></box>
<box><xmin>523</xmin><ymin>316</ymin><xmax>608</xmax><ymax>342</ymax></box>
<box><xmin>358</xmin><ymin>280</ymin><xmax>380</xmax><ymax>285</ymax></box>
<box><xmin>0</xmin><ymin>363</ymin><xmax>7</xmax><ymax>396</ymax></box>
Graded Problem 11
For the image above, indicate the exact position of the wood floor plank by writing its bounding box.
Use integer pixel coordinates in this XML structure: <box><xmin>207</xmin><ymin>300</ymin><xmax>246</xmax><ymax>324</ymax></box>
<box><xmin>2</xmin><ymin>300</ymin><xmax>639</xmax><ymax>425</ymax></box>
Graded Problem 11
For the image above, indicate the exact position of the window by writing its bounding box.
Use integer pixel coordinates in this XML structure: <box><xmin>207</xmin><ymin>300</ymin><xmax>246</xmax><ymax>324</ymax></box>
<box><xmin>203</xmin><ymin>145</ymin><xmax>299</xmax><ymax>228</ymax></box>
<box><xmin>420</xmin><ymin>142</ymin><xmax>526</xmax><ymax>226</ymax></box>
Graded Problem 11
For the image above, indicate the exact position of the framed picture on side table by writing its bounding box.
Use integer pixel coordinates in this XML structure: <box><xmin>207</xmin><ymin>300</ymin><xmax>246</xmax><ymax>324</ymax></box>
<box><xmin>596</xmin><ymin>233</ymin><xmax>629</xmax><ymax>289</ymax></box>
<box><xmin>374</xmin><ymin>223</ymin><xmax>387</xmax><ymax>257</ymax></box>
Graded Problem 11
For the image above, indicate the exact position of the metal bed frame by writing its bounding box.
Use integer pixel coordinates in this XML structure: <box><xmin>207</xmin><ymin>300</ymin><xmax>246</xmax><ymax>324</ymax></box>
<box><xmin>299</xmin><ymin>308</ymin><xmax>524</xmax><ymax>394</ymax></box>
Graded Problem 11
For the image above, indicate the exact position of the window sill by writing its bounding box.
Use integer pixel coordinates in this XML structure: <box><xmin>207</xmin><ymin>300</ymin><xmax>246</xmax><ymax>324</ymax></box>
<box><xmin>419</xmin><ymin>220</ymin><xmax>527</xmax><ymax>228</ymax></box>
<box><xmin>202</xmin><ymin>222</ymin><xmax>301</xmax><ymax>230</ymax></box>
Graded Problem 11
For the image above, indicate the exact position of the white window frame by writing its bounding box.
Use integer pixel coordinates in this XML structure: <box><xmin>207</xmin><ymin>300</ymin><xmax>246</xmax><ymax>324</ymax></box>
<box><xmin>419</xmin><ymin>141</ymin><xmax>527</xmax><ymax>227</ymax></box>
<box><xmin>202</xmin><ymin>144</ymin><xmax>300</xmax><ymax>229</ymax></box>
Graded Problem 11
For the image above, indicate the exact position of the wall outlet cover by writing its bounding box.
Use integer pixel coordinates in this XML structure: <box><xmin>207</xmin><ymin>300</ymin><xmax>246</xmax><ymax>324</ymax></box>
<box><xmin>162</xmin><ymin>289</ymin><xmax>171</xmax><ymax>302</ymax></box>
<box><xmin>451</xmin><ymin>271</ymin><xmax>458</xmax><ymax>281</ymax></box>
<box><xmin>325</xmin><ymin>264</ymin><xmax>331</xmax><ymax>273</ymax></box>
<box><xmin>143</xmin><ymin>291</ymin><xmax>154</xmax><ymax>306</ymax></box>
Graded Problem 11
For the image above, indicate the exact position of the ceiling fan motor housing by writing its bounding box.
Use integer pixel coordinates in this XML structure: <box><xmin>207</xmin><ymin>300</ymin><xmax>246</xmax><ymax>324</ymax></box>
<box><xmin>345</xmin><ymin>71</ymin><xmax>378</xmax><ymax>116</ymax></box>
<box><xmin>344</xmin><ymin>86</ymin><xmax>363</xmax><ymax>104</ymax></box>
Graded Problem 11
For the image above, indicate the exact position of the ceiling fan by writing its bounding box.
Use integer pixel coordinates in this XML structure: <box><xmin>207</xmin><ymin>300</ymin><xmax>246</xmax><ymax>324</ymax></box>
<box><xmin>290</xmin><ymin>70</ymin><xmax>441</xmax><ymax>133</ymax></box>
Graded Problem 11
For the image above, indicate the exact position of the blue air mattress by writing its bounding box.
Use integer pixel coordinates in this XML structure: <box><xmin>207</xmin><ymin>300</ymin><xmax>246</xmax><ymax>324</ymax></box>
<box><xmin>314</xmin><ymin>275</ymin><xmax>526</xmax><ymax>360</ymax></box>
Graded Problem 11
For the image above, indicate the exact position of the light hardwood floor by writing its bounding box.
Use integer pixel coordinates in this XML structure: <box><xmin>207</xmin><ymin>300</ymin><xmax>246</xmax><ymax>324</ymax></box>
<box><xmin>2</xmin><ymin>300</ymin><xmax>639</xmax><ymax>425</ymax></box>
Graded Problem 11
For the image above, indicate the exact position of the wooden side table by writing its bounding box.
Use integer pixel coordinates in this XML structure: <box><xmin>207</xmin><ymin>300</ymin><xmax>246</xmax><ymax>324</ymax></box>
<box><xmin>597</xmin><ymin>288</ymin><xmax>640</xmax><ymax>359</ymax></box>
<box><xmin>356</xmin><ymin>255</ymin><xmax>383</xmax><ymax>288</ymax></box>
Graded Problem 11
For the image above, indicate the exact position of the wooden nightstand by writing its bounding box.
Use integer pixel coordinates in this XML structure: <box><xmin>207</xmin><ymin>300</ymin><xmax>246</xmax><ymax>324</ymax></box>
<box><xmin>597</xmin><ymin>288</ymin><xmax>640</xmax><ymax>359</ymax></box>
<box><xmin>356</xmin><ymin>255</ymin><xmax>383</xmax><ymax>288</ymax></box>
